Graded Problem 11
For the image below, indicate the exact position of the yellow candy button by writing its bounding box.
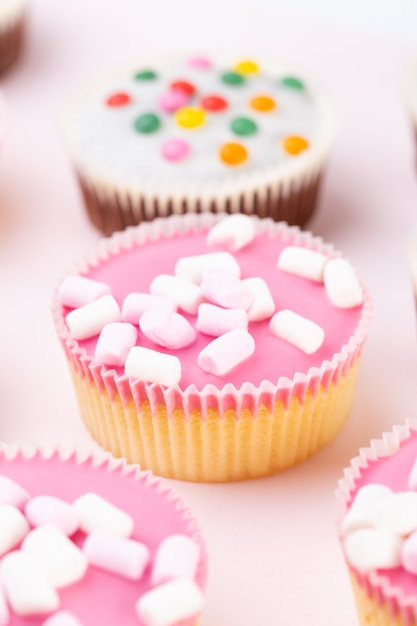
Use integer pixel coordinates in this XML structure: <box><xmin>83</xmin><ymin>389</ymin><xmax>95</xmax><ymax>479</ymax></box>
<box><xmin>234</xmin><ymin>60</ymin><xmax>259</xmax><ymax>75</ymax></box>
<box><xmin>219</xmin><ymin>142</ymin><xmax>248</xmax><ymax>166</ymax></box>
<box><xmin>175</xmin><ymin>107</ymin><xmax>206</xmax><ymax>129</ymax></box>
<box><xmin>282</xmin><ymin>135</ymin><xmax>309</xmax><ymax>155</ymax></box>
<box><xmin>249</xmin><ymin>95</ymin><xmax>276</xmax><ymax>112</ymax></box>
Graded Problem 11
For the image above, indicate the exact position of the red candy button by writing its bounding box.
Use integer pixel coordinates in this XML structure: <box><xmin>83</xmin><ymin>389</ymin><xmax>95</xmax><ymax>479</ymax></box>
<box><xmin>105</xmin><ymin>92</ymin><xmax>132</xmax><ymax>107</ymax></box>
<box><xmin>201</xmin><ymin>94</ymin><xmax>228</xmax><ymax>112</ymax></box>
<box><xmin>170</xmin><ymin>80</ymin><xmax>196</xmax><ymax>96</ymax></box>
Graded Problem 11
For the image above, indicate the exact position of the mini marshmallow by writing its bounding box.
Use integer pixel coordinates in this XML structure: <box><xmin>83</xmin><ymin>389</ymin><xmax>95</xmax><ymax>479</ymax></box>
<box><xmin>341</xmin><ymin>484</ymin><xmax>393</xmax><ymax>536</ymax></box>
<box><xmin>121</xmin><ymin>292</ymin><xmax>177</xmax><ymax>324</ymax></box>
<box><xmin>408</xmin><ymin>455</ymin><xmax>417</xmax><ymax>490</ymax></box>
<box><xmin>83</xmin><ymin>530</ymin><xmax>150</xmax><ymax>580</ymax></box>
<box><xmin>136</xmin><ymin>578</ymin><xmax>204</xmax><ymax>626</ymax></box>
<box><xmin>243</xmin><ymin>277</ymin><xmax>275</xmax><ymax>322</ymax></box>
<box><xmin>22</xmin><ymin>526</ymin><xmax>88</xmax><ymax>589</ymax></box>
<box><xmin>0</xmin><ymin>505</ymin><xmax>30</xmax><ymax>556</ymax></box>
<box><xmin>139</xmin><ymin>309</ymin><xmax>196</xmax><ymax>349</ymax></box>
<box><xmin>72</xmin><ymin>492</ymin><xmax>134</xmax><ymax>538</ymax></box>
<box><xmin>343</xmin><ymin>528</ymin><xmax>402</xmax><ymax>572</ymax></box>
<box><xmin>196</xmin><ymin>303</ymin><xmax>248</xmax><ymax>336</ymax></box>
<box><xmin>151</xmin><ymin>534</ymin><xmax>200</xmax><ymax>586</ymax></box>
<box><xmin>372</xmin><ymin>491</ymin><xmax>417</xmax><ymax>536</ymax></box>
<box><xmin>94</xmin><ymin>322</ymin><xmax>137</xmax><ymax>366</ymax></box>
<box><xmin>25</xmin><ymin>496</ymin><xmax>80</xmax><ymax>536</ymax></box>
<box><xmin>175</xmin><ymin>252</ymin><xmax>240</xmax><ymax>285</ymax></box>
<box><xmin>57</xmin><ymin>276</ymin><xmax>111</xmax><ymax>309</ymax></box>
<box><xmin>0</xmin><ymin>550</ymin><xmax>59</xmax><ymax>616</ymax></box>
<box><xmin>125</xmin><ymin>346</ymin><xmax>181</xmax><ymax>386</ymax></box>
<box><xmin>323</xmin><ymin>258</ymin><xmax>363</xmax><ymax>308</ymax></box>
<box><xmin>0</xmin><ymin>584</ymin><xmax>9</xmax><ymax>626</ymax></box>
<box><xmin>278</xmin><ymin>246</ymin><xmax>327</xmax><ymax>282</ymax></box>
<box><xmin>401</xmin><ymin>530</ymin><xmax>417</xmax><ymax>575</ymax></box>
<box><xmin>42</xmin><ymin>611</ymin><xmax>83</xmax><ymax>626</ymax></box>
<box><xmin>269</xmin><ymin>310</ymin><xmax>324</xmax><ymax>354</ymax></box>
<box><xmin>200</xmin><ymin>269</ymin><xmax>253</xmax><ymax>310</ymax></box>
<box><xmin>65</xmin><ymin>295</ymin><xmax>121</xmax><ymax>340</ymax></box>
<box><xmin>150</xmin><ymin>275</ymin><xmax>203</xmax><ymax>315</ymax></box>
<box><xmin>198</xmin><ymin>329</ymin><xmax>255</xmax><ymax>376</ymax></box>
<box><xmin>0</xmin><ymin>474</ymin><xmax>30</xmax><ymax>509</ymax></box>
<box><xmin>206</xmin><ymin>214</ymin><xmax>256</xmax><ymax>251</ymax></box>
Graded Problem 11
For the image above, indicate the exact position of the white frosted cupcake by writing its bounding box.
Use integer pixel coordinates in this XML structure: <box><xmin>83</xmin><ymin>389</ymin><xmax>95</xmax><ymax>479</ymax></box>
<box><xmin>0</xmin><ymin>0</ymin><xmax>25</xmax><ymax>75</ymax></box>
<box><xmin>62</xmin><ymin>54</ymin><xmax>336</xmax><ymax>235</ymax></box>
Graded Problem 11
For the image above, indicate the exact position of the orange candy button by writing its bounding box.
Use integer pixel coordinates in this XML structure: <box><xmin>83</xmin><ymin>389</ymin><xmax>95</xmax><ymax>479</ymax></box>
<box><xmin>282</xmin><ymin>135</ymin><xmax>309</xmax><ymax>155</ymax></box>
<box><xmin>249</xmin><ymin>95</ymin><xmax>276</xmax><ymax>112</ymax></box>
<box><xmin>219</xmin><ymin>142</ymin><xmax>248</xmax><ymax>166</ymax></box>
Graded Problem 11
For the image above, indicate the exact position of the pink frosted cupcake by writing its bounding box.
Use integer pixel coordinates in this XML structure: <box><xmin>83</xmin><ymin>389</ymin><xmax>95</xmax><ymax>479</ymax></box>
<box><xmin>336</xmin><ymin>422</ymin><xmax>417</xmax><ymax>626</ymax></box>
<box><xmin>0</xmin><ymin>0</ymin><xmax>26</xmax><ymax>75</ymax></box>
<box><xmin>0</xmin><ymin>445</ymin><xmax>207</xmax><ymax>625</ymax></box>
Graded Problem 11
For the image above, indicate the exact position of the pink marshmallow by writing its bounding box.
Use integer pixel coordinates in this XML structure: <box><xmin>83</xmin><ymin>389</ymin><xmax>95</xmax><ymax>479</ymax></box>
<box><xmin>83</xmin><ymin>530</ymin><xmax>150</xmax><ymax>580</ymax></box>
<box><xmin>200</xmin><ymin>269</ymin><xmax>254</xmax><ymax>310</ymax></box>
<box><xmin>0</xmin><ymin>475</ymin><xmax>30</xmax><ymax>510</ymax></box>
<box><xmin>402</xmin><ymin>530</ymin><xmax>417</xmax><ymax>575</ymax></box>
<box><xmin>121</xmin><ymin>292</ymin><xmax>177</xmax><ymax>324</ymax></box>
<box><xmin>139</xmin><ymin>309</ymin><xmax>196</xmax><ymax>349</ymax></box>
<box><xmin>196</xmin><ymin>303</ymin><xmax>248</xmax><ymax>336</ymax></box>
<box><xmin>57</xmin><ymin>276</ymin><xmax>111</xmax><ymax>309</ymax></box>
<box><xmin>150</xmin><ymin>274</ymin><xmax>203</xmax><ymax>315</ymax></box>
<box><xmin>198</xmin><ymin>329</ymin><xmax>255</xmax><ymax>376</ymax></box>
<box><xmin>151</xmin><ymin>534</ymin><xmax>200</xmax><ymax>586</ymax></box>
<box><xmin>25</xmin><ymin>496</ymin><xmax>80</xmax><ymax>537</ymax></box>
<box><xmin>94</xmin><ymin>322</ymin><xmax>138</xmax><ymax>366</ymax></box>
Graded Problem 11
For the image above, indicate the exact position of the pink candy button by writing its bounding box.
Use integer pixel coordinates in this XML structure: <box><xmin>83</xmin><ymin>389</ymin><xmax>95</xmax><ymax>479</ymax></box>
<box><xmin>159</xmin><ymin>90</ymin><xmax>189</xmax><ymax>113</ymax></box>
<box><xmin>161</xmin><ymin>139</ymin><xmax>191</xmax><ymax>162</ymax></box>
<box><xmin>188</xmin><ymin>56</ymin><xmax>212</xmax><ymax>69</ymax></box>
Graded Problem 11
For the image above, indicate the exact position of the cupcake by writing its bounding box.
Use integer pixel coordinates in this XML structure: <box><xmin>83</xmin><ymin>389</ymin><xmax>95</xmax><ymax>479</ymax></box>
<box><xmin>0</xmin><ymin>444</ymin><xmax>207</xmax><ymax>625</ymax></box>
<box><xmin>407</xmin><ymin>224</ymin><xmax>417</xmax><ymax>305</ymax></box>
<box><xmin>62</xmin><ymin>55</ymin><xmax>336</xmax><ymax>236</ymax></box>
<box><xmin>53</xmin><ymin>213</ymin><xmax>371</xmax><ymax>482</ymax></box>
<box><xmin>336</xmin><ymin>422</ymin><xmax>417</xmax><ymax>626</ymax></box>
<box><xmin>0</xmin><ymin>0</ymin><xmax>25</xmax><ymax>75</ymax></box>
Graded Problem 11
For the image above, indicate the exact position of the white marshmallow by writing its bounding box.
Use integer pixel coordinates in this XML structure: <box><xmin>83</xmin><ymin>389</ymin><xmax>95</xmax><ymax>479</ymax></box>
<box><xmin>206</xmin><ymin>214</ymin><xmax>256</xmax><ymax>251</ymax></box>
<box><xmin>0</xmin><ymin>584</ymin><xmax>9</xmax><ymax>626</ymax></box>
<box><xmin>408</xmin><ymin>455</ymin><xmax>417</xmax><ymax>490</ymax></box>
<box><xmin>269</xmin><ymin>310</ymin><xmax>324</xmax><ymax>354</ymax></box>
<box><xmin>401</xmin><ymin>530</ymin><xmax>417</xmax><ymax>575</ymax></box>
<box><xmin>196</xmin><ymin>303</ymin><xmax>248</xmax><ymax>337</ymax></box>
<box><xmin>121</xmin><ymin>292</ymin><xmax>177</xmax><ymax>324</ymax></box>
<box><xmin>139</xmin><ymin>309</ymin><xmax>196</xmax><ymax>349</ymax></box>
<box><xmin>372</xmin><ymin>491</ymin><xmax>417</xmax><ymax>536</ymax></box>
<box><xmin>22</xmin><ymin>526</ymin><xmax>88</xmax><ymax>589</ymax></box>
<box><xmin>323</xmin><ymin>258</ymin><xmax>363</xmax><ymax>308</ymax></box>
<box><xmin>175</xmin><ymin>252</ymin><xmax>240</xmax><ymax>285</ymax></box>
<box><xmin>0</xmin><ymin>550</ymin><xmax>59</xmax><ymax>616</ymax></box>
<box><xmin>341</xmin><ymin>484</ymin><xmax>393</xmax><ymax>536</ymax></box>
<box><xmin>65</xmin><ymin>295</ymin><xmax>121</xmax><ymax>340</ymax></box>
<box><xmin>57</xmin><ymin>276</ymin><xmax>111</xmax><ymax>309</ymax></box>
<box><xmin>200</xmin><ymin>269</ymin><xmax>253</xmax><ymax>310</ymax></box>
<box><xmin>198</xmin><ymin>329</ymin><xmax>255</xmax><ymax>376</ymax></box>
<box><xmin>25</xmin><ymin>495</ymin><xmax>80</xmax><ymax>536</ymax></box>
<box><xmin>42</xmin><ymin>611</ymin><xmax>83</xmax><ymax>626</ymax></box>
<box><xmin>0</xmin><ymin>475</ymin><xmax>30</xmax><ymax>509</ymax></box>
<box><xmin>136</xmin><ymin>578</ymin><xmax>204</xmax><ymax>626</ymax></box>
<box><xmin>242</xmin><ymin>277</ymin><xmax>275</xmax><ymax>322</ymax></box>
<box><xmin>151</xmin><ymin>534</ymin><xmax>200</xmax><ymax>586</ymax></box>
<box><xmin>125</xmin><ymin>346</ymin><xmax>181</xmax><ymax>387</ymax></box>
<box><xmin>83</xmin><ymin>530</ymin><xmax>150</xmax><ymax>580</ymax></box>
<box><xmin>343</xmin><ymin>528</ymin><xmax>402</xmax><ymax>572</ymax></box>
<box><xmin>0</xmin><ymin>505</ymin><xmax>30</xmax><ymax>556</ymax></box>
<box><xmin>150</xmin><ymin>275</ymin><xmax>203</xmax><ymax>315</ymax></box>
<box><xmin>94</xmin><ymin>322</ymin><xmax>137</xmax><ymax>366</ymax></box>
<box><xmin>278</xmin><ymin>246</ymin><xmax>327</xmax><ymax>282</ymax></box>
<box><xmin>72</xmin><ymin>493</ymin><xmax>134</xmax><ymax>538</ymax></box>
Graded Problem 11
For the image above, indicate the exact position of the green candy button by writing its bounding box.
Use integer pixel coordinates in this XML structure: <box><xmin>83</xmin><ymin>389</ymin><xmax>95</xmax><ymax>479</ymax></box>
<box><xmin>134</xmin><ymin>113</ymin><xmax>160</xmax><ymax>134</ymax></box>
<box><xmin>231</xmin><ymin>117</ymin><xmax>258</xmax><ymax>136</ymax></box>
<box><xmin>281</xmin><ymin>76</ymin><xmax>305</xmax><ymax>91</ymax></box>
<box><xmin>134</xmin><ymin>69</ymin><xmax>157</xmax><ymax>81</ymax></box>
<box><xmin>221</xmin><ymin>71</ymin><xmax>245</xmax><ymax>86</ymax></box>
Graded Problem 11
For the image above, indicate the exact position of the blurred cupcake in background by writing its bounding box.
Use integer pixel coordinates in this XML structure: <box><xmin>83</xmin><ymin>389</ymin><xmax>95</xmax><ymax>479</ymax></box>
<box><xmin>0</xmin><ymin>0</ymin><xmax>26</xmax><ymax>75</ymax></box>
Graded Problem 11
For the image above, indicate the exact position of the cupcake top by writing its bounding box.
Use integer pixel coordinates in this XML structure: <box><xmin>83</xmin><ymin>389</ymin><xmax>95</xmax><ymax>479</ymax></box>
<box><xmin>63</xmin><ymin>55</ymin><xmax>335</xmax><ymax>193</ymax></box>
<box><xmin>338</xmin><ymin>424</ymin><xmax>417</xmax><ymax>609</ymax></box>
<box><xmin>0</xmin><ymin>446</ymin><xmax>206</xmax><ymax>625</ymax></box>
<box><xmin>54</xmin><ymin>213</ymin><xmax>371</xmax><ymax>394</ymax></box>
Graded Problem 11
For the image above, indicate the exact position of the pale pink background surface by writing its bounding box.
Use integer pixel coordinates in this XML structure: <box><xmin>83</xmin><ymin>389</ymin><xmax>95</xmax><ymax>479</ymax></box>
<box><xmin>1</xmin><ymin>1</ymin><xmax>417</xmax><ymax>624</ymax></box>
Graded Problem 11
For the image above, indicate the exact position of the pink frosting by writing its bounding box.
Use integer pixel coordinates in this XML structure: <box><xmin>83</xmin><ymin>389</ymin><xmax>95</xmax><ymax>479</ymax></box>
<box><xmin>0</xmin><ymin>450</ymin><xmax>206</xmax><ymax>625</ymax></box>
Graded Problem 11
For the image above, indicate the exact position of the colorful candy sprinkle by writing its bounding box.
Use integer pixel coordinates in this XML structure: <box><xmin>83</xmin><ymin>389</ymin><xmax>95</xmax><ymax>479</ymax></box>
<box><xmin>231</xmin><ymin>117</ymin><xmax>257</xmax><ymax>136</ymax></box>
<box><xmin>134</xmin><ymin>113</ymin><xmax>161</xmax><ymax>134</ymax></box>
<box><xmin>219</xmin><ymin>142</ymin><xmax>248</xmax><ymax>166</ymax></box>
<box><xmin>188</xmin><ymin>56</ymin><xmax>211</xmax><ymax>69</ymax></box>
<box><xmin>105</xmin><ymin>92</ymin><xmax>131</xmax><ymax>107</ymax></box>
<box><xmin>134</xmin><ymin>70</ymin><xmax>157</xmax><ymax>81</ymax></box>
<box><xmin>175</xmin><ymin>107</ymin><xmax>205</xmax><ymax>129</ymax></box>
<box><xmin>249</xmin><ymin>95</ymin><xmax>276</xmax><ymax>112</ymax></box>
<box><xmin>200</xmin><ymin>95</ymin><xmax>228</xmax><ymax>112</ymax></box>
<box><xmin>234</xmin><ymin>60</ymin><xmax>259</xmax><ymax>74</ymax></box>
<box><xmin>221</xmin><ymin>71</ymin><xmax>245</xmax><ymax>86</ymax></box>
<box><xmin>170</xmin><ymin>80</ymin><xmax>196</xmax><ymax>96</ymax></box>
<box><xmin>161</xmin><ymin>139</ymin><xmax>190</xmax><ymax>162</ymax></box>
<box><xmin>281</xmin><ymin>76</ymin><xmax>305</xmax><ymax>90</ymax></box>
<box><xmin>159</xmin><ymin>90</ymin><xmax>189</xmax><ymax>113</ymax></box>
<box><xmin>282</xmin><ymin>135</ymin><xmax>309</xmax><ymax>155</ymax></box>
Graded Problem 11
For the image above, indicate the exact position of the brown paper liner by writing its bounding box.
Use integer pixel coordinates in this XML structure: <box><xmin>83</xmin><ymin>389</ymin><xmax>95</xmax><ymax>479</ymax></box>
<box><xmin>0</xmin><ymin>12</ymin><xmax>25</xmax><ymax>75</ymax></box>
